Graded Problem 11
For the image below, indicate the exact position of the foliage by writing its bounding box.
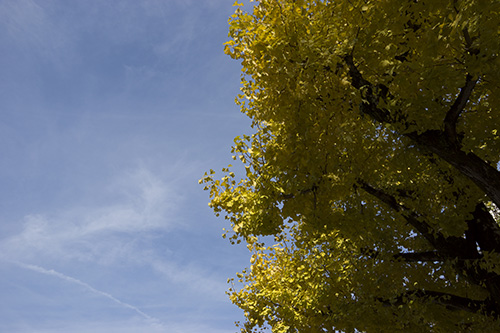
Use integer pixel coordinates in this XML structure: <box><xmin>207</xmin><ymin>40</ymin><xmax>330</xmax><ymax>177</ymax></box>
<box><xmin>202</xmin><ymin>0</ymin><xmax>500</xmax><ymax>331</ymax></box>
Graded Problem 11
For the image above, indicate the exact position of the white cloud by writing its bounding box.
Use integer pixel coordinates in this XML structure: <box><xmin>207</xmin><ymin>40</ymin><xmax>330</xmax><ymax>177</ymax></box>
<box><xmin>0</xmin><ymin>166</ymin><xmax>177</xmax><ymax>264</ymax></box>
<box><xmin>0</xmin><ymin>1</ymin><xmax>250</xmax><ymax>330</ymax></box>
<box><xmin>0</xmin><ymin>164</ymin><xmax>231</xmax><ymax>301</ymax></box>
<box><xmin>11</xmin><ymin>261</ymin><xmax>165</xmax><ymax>330</ymax></box>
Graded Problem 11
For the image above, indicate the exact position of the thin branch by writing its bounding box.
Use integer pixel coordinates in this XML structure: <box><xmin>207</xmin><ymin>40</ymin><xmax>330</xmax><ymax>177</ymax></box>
<box><xmin>281</xmin><ymin>186</ymin><xmax>317</xmax><ymax>199</ymax></box>
<box><xmin>363</xmin><ymin>249</ymin><xmax>476</xmax><ymax>262</ymax></box>
<box><xmin>362</xmin><ymin>248</ymin><xmax>447</xmax><ymax>262</ymax></box>
<box><xmin>396</xmin><ymin>251</ymin><xmax>477</xmax><ymax>262</ymax></box>
<box><xmin>357</xmin><ymin>180</ymin><xmax>437</xmax><ymax>247</ymax></box>
<box><xmin>443</xmin><ymin>74</ymin><xmax>477</xmax><ymax>145</ymax></box>
<box><xmin>357</xmin><ymin>180</ymin><xmax>481</xmax><ymax>261</ymax></box>
<box><xmin>395</xmin><ymin>251</ymin><xmax>458</xmax><ymax>262</ymax></box>
<box><xmin>380</xmin><ymin>290</ymin><xmax>495</xmax><ymax>315</ymax></box>
<box><xmin>343</xmin><ymin>54</ymin><xmax>392</xmax><ymax>123</ymax></box>
<box><xmin>462</xmin><ymin>27</ymin><xmax>479</xmax><ymax>55</ymax></box>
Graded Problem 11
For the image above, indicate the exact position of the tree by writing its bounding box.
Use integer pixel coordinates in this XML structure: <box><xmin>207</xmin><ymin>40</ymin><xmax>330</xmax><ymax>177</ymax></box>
<box><xmin>201</xmin><ymin>0</ymin><xmax>500</xmax><ymax>331</ymax></box>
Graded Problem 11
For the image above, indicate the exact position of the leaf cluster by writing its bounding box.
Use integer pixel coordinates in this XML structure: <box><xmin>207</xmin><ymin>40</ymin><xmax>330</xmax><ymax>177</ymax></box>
<box><xmin>202</xmin><ymin>0</ymin><xmax>500</xmax><ymax>331</ymax></box>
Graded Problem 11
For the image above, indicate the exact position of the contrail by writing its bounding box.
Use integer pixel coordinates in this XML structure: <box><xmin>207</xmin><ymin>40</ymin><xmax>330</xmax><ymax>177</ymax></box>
<box><xmin>12</xmin><ymin>261</ymin><xmax>165</xmax><ymax>329</ymax></box>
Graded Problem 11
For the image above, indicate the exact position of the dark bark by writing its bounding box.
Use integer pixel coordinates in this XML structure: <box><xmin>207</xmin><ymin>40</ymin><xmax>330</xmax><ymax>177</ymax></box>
<box><xmin>467</xmin><ymin>203</ymin><xmax>500</xmax><ymax>254</ymax></box>
<box><xmin>343</xmin><ymin>55</ymin><xmax>500</xmax><ymax>209</ymax></box>
<box><xmin>406</xmin><ymin>130</ymin><xmax>500</xmax><ymax>209</ymax></box>
<box><xmin>357</xmin><ymin>180</ymin><xmax>477</xmax><ymax>257</ymax></box>
<box><xmin>363</xmin><ymin>249</ymin><xmax>472</xmax><ymax>262</ymax></box>
<box><xmin>380</xmin><ymin>290</ymin><xmax>496</xmax><ymax>315</ymax></box>
<box><xmin>394</xmin><ymin>251</ymin><xmax>467</xmax><ymax>262</ymax></box>
<box><xmin>359</xmin><ymin>181</ymin><xmax>482</xmax><ymax>257</ymax></box>
<box><xmin>443</xmin><ymin>74</ymin><xmax>477</xmax><ymax>146</ymax></box>
<box><xmin>359</xmin><ymin>181</ymin><xmax>500</xmax><ymax>314</ymax></box>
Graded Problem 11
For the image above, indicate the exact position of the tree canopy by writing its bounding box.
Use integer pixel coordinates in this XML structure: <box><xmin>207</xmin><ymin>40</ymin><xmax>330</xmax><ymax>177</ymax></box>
<box><xmin>201</xmin><ymin>0</ymin><xmax>500</xmax><ymax>331</ymax></box>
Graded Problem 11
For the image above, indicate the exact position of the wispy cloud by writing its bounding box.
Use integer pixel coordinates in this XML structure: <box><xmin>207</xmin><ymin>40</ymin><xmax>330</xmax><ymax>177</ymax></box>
<box><xmin>0</xmin><ymin>163</ymin><xmax>230</xmax><ymax>299</ymax></box>
<box><xmin>11</xmin><ymin>261</ymin><xmax>165</xmax><ymax>330</ymax></box>
<box><xmin>0</xmin><ymin>166</ymin><xmax>177</xmax><ymax>263</ymax></box>
<box><xmin>0</xmin><ymin>0</ymin><xmax>75</xmax><ymax>70</ymax></box>
<box><xmin>0</xmin><ymin>1</ymin><xmax>248</xmax><ymax>330</ymax></box>
<box><xmin>0</xmin><ymin>0</ymin><xmax>207</xmax><ymax>75</ymax></box>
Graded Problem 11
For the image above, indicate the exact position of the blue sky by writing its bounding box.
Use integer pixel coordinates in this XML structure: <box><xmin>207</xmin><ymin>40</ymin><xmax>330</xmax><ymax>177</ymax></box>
<box><xmin>0</xmin><ymin>0</ymin><xmax>253</xmax><ymax>332</ymax></box>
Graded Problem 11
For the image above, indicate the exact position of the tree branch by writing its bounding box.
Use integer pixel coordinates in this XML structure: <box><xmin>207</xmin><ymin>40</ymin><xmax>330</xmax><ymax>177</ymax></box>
<box><xmin>357</xmin><ymin>180</ymin><xmax>440</xmax><ymax>248</ymax></box>
<box><xmin>363</xmin><ymin>249</ymin><xmax>477</xmax><ymax>262</ymax></box>
<box><xmin>443</xmin><ymin>74</ymin><xmax>477</xmax><ymax>145</ymax></box>
<box><xmin>394</xmin><ymin>251</ymin><xmax>460</xmax><ymax>262</ymax></box>
<box><xmin>462</xmin><ymin>27</ymin><xmax>479</xmax><ymax>56</ymax></box>
<box><xmin>359</xmin><ymin>181</ymin><xmax>500</xmax><ymax>311</ymax></box>
<box><xmin>406</xmin><ymin>130</ymin><xmax>500</xmax><ymax>209</ymax></box>
<box><xmin>357</xmin><ymin>180</ymin><xmax>480</xmax><ymax>261</ymax></box>
<box><xmin>363</xmin><ymin>248</ymin><xmax>457</xmax><ymax>262</ymax></box>
<box><xmin>343</xmin><ymin>56</ymin><xmax>500</xmax><ymax>209</ymax></box>
<box><xmin>343</xmin><ymin>54</ymin><xmax>392</xmax><ymax>123</ymax></box>
<box><xmin>380</xmin><ymin>290</ymin><xmax>495</xmax><ymax>315</ymax></box>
